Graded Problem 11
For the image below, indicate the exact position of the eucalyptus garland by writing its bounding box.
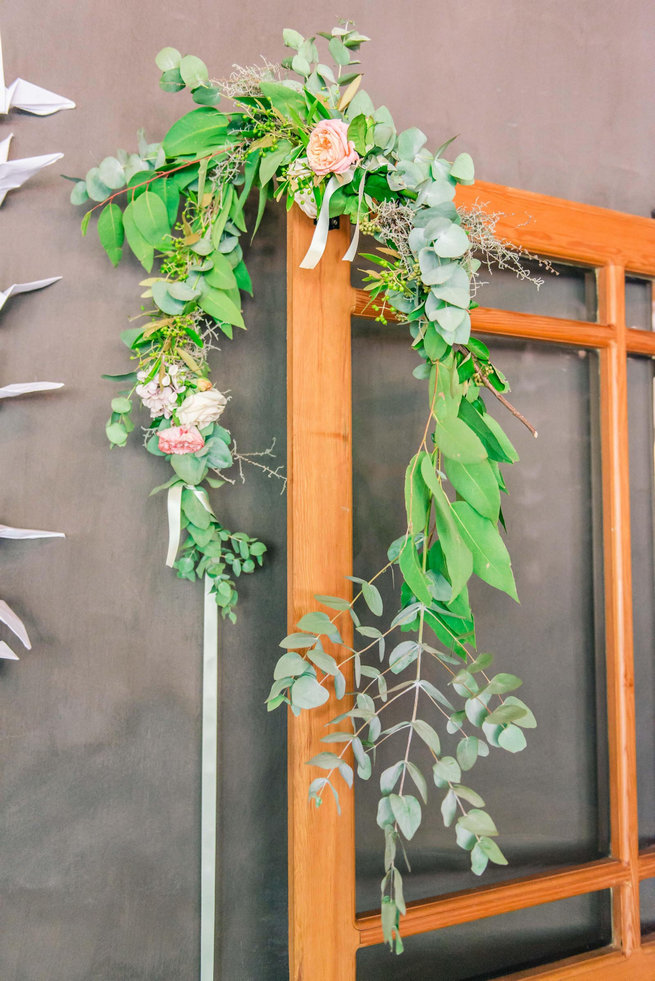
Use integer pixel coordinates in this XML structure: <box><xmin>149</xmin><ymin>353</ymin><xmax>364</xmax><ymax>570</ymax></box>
<box><xmin>71</xmin><ymin>23</ymin><xmax>537</xmax><ymax>953</ymax></box>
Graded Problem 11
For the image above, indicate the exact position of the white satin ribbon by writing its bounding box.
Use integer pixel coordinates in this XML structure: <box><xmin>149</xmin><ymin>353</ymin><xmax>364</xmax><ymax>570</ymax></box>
<box><xmin>165</xmin><ymin>484</ymin><xmax>183</xmax><ymax>567</ymax></box>
<box><xmin>165</xmin><ymin>483</ymin><xmax>214</xmax><ymax>567</ymax></box>
<box><xmin>200</xmin><ymin>574</ymin><xmax>218</xmax><ymax>981</ymax></box>
<box><xmin>342</xmin><ymin>171</ymin><xmax>366</xmax><ymax>263</ymax></box>
<box><xmin>163</xmin><ymin>483</ymin><xmax>219</xmax><ymax>977</ymax></box>
<box><xmin>300</xmin><ymin>170</ymin><xmax>358</xmax><ymax>269</ymax></box>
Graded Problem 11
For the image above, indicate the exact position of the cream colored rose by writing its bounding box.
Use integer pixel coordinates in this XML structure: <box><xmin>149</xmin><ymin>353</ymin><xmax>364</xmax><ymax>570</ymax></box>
<box><xmin>306</xmin><ymin>118</ymin><xmax>359</xmax><ymax>177</ymax></box>
<box><xmin>177</xmin><ymin>388</ymin><xmax>227</xmax><ymax>428</ymax></box>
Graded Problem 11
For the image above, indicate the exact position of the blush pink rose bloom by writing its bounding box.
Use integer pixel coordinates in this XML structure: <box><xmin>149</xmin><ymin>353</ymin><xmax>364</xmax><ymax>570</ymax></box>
<box><xmin>306</xmin><ymin>118</ymin><xmax>359</xmax><ymax>176</ymax></box>
<box><xmin>158</xmin><ymin>425</ymin><xmax>205</xmax><ymax>455</ymax></box>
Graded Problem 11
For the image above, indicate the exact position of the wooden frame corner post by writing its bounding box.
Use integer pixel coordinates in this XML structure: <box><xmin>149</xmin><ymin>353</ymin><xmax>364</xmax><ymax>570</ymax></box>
<box><xmin>287</xmin><ymin>207</ymin><xmax>359</xmax><ymax>980</ymax></box>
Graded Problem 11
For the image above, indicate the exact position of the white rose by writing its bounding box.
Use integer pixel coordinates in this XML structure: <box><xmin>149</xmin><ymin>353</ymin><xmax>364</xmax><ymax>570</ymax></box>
<box><xmin>177</xmin><ymin>388</ymin><xmax>227</xmax><ymax>428</ymax></box>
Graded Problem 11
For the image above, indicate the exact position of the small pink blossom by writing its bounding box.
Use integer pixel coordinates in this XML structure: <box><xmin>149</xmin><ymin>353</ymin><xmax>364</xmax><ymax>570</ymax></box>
<box><xmin>158</xmin><ymin>425</ymin><xmax>205</xmax><ymax>455</ymax></box>
<box><xmin>306</xmin><ymin>118</ymin><xmax>359</xmax><ymax>176</ymax></box>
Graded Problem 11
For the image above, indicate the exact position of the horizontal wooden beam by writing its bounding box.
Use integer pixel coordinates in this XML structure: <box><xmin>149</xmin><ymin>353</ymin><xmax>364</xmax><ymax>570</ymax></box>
<box><xmin>457</xmin><ymin>181</ymin><xmax>655</xmax><ymax>275</ymax></box>
<box><xmin>626</xmin><ymin>328</ymin><xmax>655</xmax><ymax>357</ymax></box>
<box><xmin>353</xmin><ymin>289</ymin><xmax>614</xmax><ymax>347</ymax></box>
<box><xmin>504</xmin><ymin>944</ymin><xmax>655</xmax><ymax>980</ymax></box>
<box><xmin>356</xmin><ymin>859</ymin><xmax>628</xmax><ymax>946</ymax></box>
<box><xmin>638</xmin><ymin>848</ymin><xmax>655</xmax><ymax>881</ymax></box>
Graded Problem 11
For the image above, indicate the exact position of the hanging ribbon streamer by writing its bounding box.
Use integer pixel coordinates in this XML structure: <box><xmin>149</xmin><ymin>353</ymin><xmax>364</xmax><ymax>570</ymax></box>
<box><xmin>165</xmin><ymin>484</ymin><xmax>183</xmax><ymax>567</ymax></box>
<box><xmin>300</xmin><ymin>172</ymin><xmax>354</xmax><ymax>270</ymax></box>
<box><xmin>166</xmin><ymin>483</ymin><xmax>213</xmax><ymax>567</ymax></box>
<box><xmin>200</xmin><ymin>574</ymin><xmax>218</xmax><ymax>981</ymax></box>
<box><xmin>164</xmin><ymin>483</ymin><xmax>219</xmax><ymax>978</ymax></box>
<box><xmin>342</xmin><ymin>171</ymin><xmax>367</xmax><ymax>263</ymax></box>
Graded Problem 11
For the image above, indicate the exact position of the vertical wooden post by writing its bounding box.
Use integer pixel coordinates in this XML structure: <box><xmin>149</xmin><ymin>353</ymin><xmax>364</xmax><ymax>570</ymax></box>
<box><xmin>598</xmin><ymin>265</ymin><xmax>640</xmax><ymax>953</ymax></box>
<box><xmin>286</xmin><ymin>207</ymin><xmax>359</xmax><ymax>980</ymax></box>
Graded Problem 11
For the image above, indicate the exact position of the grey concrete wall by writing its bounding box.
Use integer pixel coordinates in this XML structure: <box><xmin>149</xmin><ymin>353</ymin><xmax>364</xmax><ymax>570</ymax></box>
<box><xmin>1</xmin><ymin>2</ymin><xmax>653</xmax><ymax>979</ymax></box>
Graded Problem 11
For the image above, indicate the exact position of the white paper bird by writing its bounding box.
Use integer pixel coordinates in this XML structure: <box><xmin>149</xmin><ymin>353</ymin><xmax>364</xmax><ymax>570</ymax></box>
<box><xmin>0</xmin><ymin>133</ymin><xmax>63</xmax><ymax>205</ymax></box>
<box><xmin>0</xmin><ymin>276</ymin><xmax>61</xmax><ymax>313</ymax></box>
<box><xmin>0</xmin><ymin>32</ymin><xmax>75</xmax><ymax>115</ymax></box>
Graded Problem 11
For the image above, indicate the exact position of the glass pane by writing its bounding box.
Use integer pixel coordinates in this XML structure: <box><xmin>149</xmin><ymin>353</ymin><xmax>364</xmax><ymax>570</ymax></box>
<box><xmin>352</xmin><ymin>322</ymin><xmax>609</xmax><ymax>912</ymax></box>
<box><xmin>357</xmin><ymin>891</ymin><xmax>612</xmax><ymax>980</ymax></box>
<box><xmin>641</xmin><ymin>878</ymin><xmax>655</xmax><ymax>936</ymax></box>
<box><xmin>477</xmin><ymin>259</ymin><xmax>597</xmax><ymax>321</ymax></box>
<box><xmin>626</xmin><ymin>276</ymin><xmax>654</xmax><ymax>330</ymax></box>
<box><xmin>627</xmin><ymin>355</ymin><xmax>655</xmax><ymax>846</ymax></box>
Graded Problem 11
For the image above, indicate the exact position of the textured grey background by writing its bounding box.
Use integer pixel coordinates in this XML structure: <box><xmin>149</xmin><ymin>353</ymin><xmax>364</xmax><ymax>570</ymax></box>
<box><xmin>1</xmin><ymin>1</ymin><xmax>654</xmax><ymax>979</ymax></box>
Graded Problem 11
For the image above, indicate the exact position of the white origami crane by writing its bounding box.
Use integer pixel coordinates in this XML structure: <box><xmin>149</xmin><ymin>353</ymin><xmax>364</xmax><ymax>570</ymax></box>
<box><xmin>0</xmin><ymin>276</ymin><xmax>61</xmax><ymax>313</ymax></box>
<box><xmin>0</xmin><ymin>32</ymin><xmax>75</xmax><ymax>115</ymax></box>
<box><xmin>0</xmin><ymin>133</ymin><xmax>63</xmax><ymax>206</ymax></box>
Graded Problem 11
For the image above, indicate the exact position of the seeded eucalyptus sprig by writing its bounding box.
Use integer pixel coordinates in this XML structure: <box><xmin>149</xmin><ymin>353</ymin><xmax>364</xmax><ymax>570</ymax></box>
<box><xmin>71</xmin><ymin>21</ymin><xmax>537</xmax><ymax>946</ymax></box>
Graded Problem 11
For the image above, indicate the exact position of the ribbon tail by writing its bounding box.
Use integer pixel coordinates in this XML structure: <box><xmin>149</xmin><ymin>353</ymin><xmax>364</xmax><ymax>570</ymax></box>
<box><xmin>165</xmin><ymin>484</ymin><xmax>183</xmax><ymax>567</ymax></box>
<box><xmin>200</xmin><ymin>575</ymin><xmax>219</xmax><ymax>981</ymax></box>
<box><xmin>342</xmin><ymin>172</ymin><xmax>366</xmax><ymax>263</ymax></box>
<box><xmin>299</xmin><ymin>175</ymin><xmax>340</xmax><ymax>270</ymax></box>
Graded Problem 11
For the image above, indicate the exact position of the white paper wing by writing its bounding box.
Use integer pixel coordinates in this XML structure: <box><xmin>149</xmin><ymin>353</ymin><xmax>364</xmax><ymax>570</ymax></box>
<box><xmin>5</xmin><ymin>78</ymin><xmax>75</xmax><ymax>116</ymax></box>
<box><xmin>0</xmin><ymin>599</ymin><xmax>31</xmax><ymax>649</ymax></box>
<box><xmin>0</xmin><ymin>381</ymin><xmax>64</xmax><ymax>399</ymax></box>
<box><xmin>0</xmin><ymin>640</ymin><xmax>19</xmax><ymax>660</ymax></box>
<box><xmin>0</xmin><ymin>524</ymin><xmax>65</xmax><ymax>539</ymax></box>
<box><xmin>0</xmin><ymin>276</ymin><xmax>61</xmax><ymax>312</ymax></box>
<box><xmin>0</xmin><ymin>151</ymin><xmax>64</xmax><ymax>205</ymax></box>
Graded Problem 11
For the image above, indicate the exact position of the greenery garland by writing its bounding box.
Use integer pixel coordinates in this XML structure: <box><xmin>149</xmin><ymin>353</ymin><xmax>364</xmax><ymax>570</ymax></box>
<box><xmin>71</xmin><ymin>22</ymin><xmax>537</xmax><ymax>953</ymax></box>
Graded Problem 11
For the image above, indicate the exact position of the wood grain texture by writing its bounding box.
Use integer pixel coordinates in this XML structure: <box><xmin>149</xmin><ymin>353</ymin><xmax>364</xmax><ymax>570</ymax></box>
<box><xmin>598</xmin><ymin>266</ymin><xmax>641</xmax><ymax>955</ymax></box>
<box><xmin>356</xmin><ymin>859</ymin><xmax>628</xmax><ymax>945</ymax></box>
<box><xmin>286</xmin><ymin>206</ymin><xmax>359</xmax><ymax>980</ymax></box>
<box><xmin>457</xmin><ymin>181</ymin><xmax>655</xmax><ymax>274</ymax></box>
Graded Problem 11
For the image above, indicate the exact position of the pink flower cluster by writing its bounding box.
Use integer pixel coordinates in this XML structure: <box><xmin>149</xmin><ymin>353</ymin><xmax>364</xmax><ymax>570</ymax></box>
<box><xmin>158</xmin><ymin>425</ymin><xmax>205</xmax><ymax>455</ymax></box>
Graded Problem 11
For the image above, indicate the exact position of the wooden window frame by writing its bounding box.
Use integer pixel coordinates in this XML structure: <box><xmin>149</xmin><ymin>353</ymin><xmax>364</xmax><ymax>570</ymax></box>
<box><xmin>286</xmin><ymin>183</ymin><xmax>655</xmax><ymax>980</ymax></box>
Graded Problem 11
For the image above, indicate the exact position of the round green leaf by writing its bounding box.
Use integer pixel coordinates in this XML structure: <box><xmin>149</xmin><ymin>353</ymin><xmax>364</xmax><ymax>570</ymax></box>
<box><xmin>98</xmin><ymin>156</ymin><xmax>126</xmax><ymax>190</ymax></box>
<box><xmin>179</xmin><ymin>54</ymin><xmax>209</xmax><ymax>90</ymax></box>
<box><xmin>156</xmin><ymin>46</ymin><xmax>182</xmax><ymax>71</ymax></box>
<box><xmin>159</xmin><ymin>69</ymin><xmax>186</xmax><ymax>93</ymax></box>
<box><xmin>70</xmin><ymin>180</ymin><xmax>88</xmax><ymax>206</ymax></box>
<box><xmin>291</xmin><ymin>675</ymin><xmax>330</xmax><ymax>709</ymax></box>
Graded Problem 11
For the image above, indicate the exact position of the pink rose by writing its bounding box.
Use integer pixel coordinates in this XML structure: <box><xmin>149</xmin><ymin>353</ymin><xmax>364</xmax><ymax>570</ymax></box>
<box><xmin>158</xmin><ymin>425</ymin><xmax>205</xmax><ymax>455</ymax></box>
<box><xmin>306</xmin><ymin>118</ymin><xmax>359</xmax><ymax>176</ymax></box>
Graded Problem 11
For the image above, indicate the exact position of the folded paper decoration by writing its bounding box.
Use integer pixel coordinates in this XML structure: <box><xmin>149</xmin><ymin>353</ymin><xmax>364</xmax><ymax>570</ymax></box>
<box><xmin>0</xmin><ymin>524</ymin><xmax>65</xmax><ymax>539</ymax></box>
<box><xmin>0</xmin><ymin>598</ymin><xmax>31</xmax><ymax>656</ymax></box>
<box><xmin>0</xmin><ymin>381</ymin><xmax>64</xmax><ymax>399</ymax></box>
<box><xmin>0</xmin><ymin>276</ymin><xmax>61</xmax><ymax>313</ymax></box>
<box><xmin>0</xmin><ymin>133</ymin><xmax>63</xmax><ymax>205</ymax></box>
<box><xmin>0</xmin><ymin>32</ymin><xmax>75</xmax><ymax>116</ymax></box>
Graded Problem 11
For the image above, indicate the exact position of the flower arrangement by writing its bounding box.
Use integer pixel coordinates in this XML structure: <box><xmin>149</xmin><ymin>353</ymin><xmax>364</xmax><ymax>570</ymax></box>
<box><xmin>71</xmin><ymin>23</ymin><xmax>538</xmax><ymax>953</ymax></box>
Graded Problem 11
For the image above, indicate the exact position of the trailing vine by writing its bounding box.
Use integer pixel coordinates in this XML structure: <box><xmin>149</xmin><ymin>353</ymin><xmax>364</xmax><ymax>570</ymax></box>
<box><xmin>70</xmin><ymin>22</ymin><xmax>537</xmax><ymax>953</ymax></box>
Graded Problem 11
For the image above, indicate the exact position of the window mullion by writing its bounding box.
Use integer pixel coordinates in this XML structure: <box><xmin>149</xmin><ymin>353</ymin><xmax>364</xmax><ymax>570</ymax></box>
<box><xmin>598</xmin><ymin>264</ymin><xmax>640</xmax><ymax>953</ymax></box>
